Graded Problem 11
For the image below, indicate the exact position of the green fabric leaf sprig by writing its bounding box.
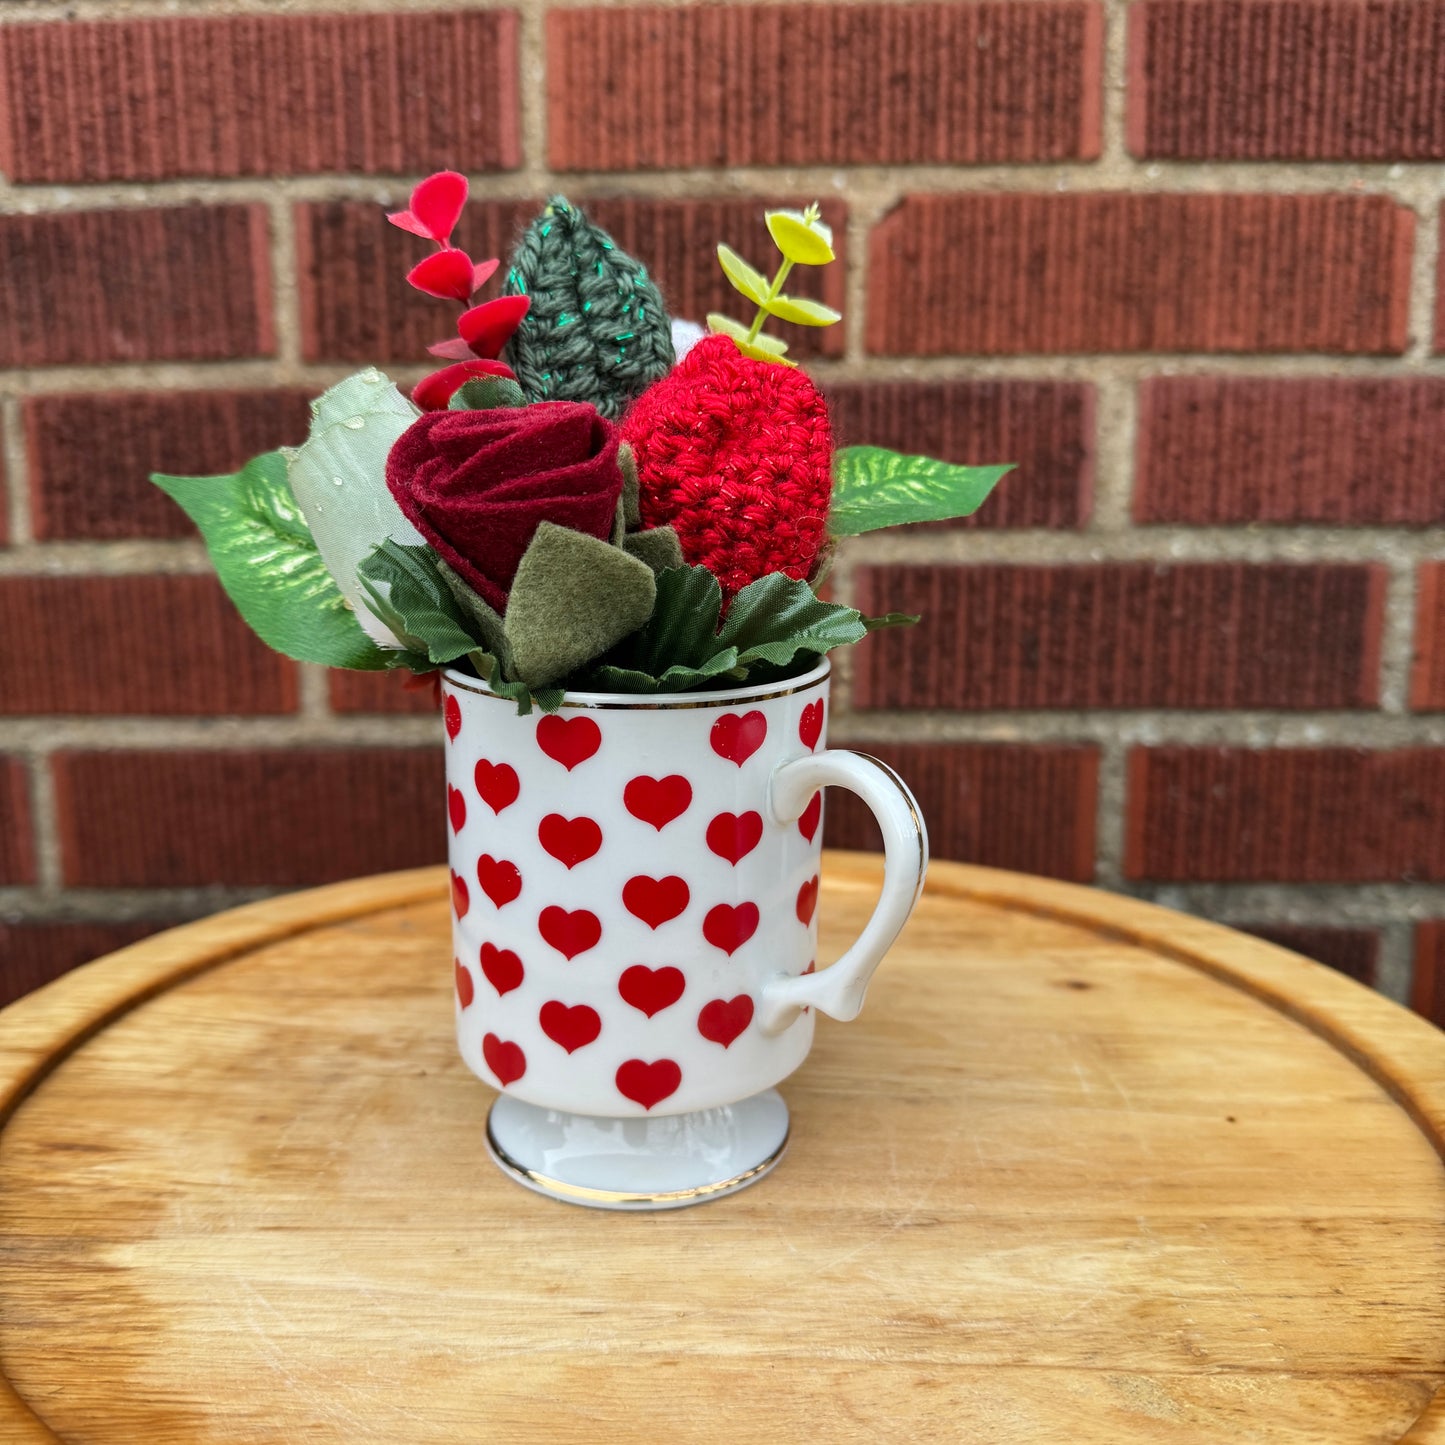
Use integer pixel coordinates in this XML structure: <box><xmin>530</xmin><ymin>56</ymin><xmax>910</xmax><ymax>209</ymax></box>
<box><xmin>152</xmin><ymin>451</ymin><xmax>389</xmax><ymax>671</ymax></box>
<box><xmin>830</xmin><ymin>447</ymin><xmax>1013</xmax><ymax>535</ymax></box>
<box><xmin>578</xmin><ymin>567</ymin><xmax>908</xmax><ymax>696</ymax></box>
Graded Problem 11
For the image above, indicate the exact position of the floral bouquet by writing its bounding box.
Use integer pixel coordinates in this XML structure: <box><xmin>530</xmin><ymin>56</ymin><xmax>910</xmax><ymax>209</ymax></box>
<box><xmin>152</xmin><ymin>174</ymin><xmax>1010</xmax><ymax>710</ymax></box>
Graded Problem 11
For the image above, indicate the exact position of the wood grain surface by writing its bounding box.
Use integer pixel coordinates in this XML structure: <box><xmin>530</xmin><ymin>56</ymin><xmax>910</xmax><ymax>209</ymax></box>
<box><xmin>0</xmin><ymin>854</ymin><xmax>1443</xmax><ymax>1444</ymax></box>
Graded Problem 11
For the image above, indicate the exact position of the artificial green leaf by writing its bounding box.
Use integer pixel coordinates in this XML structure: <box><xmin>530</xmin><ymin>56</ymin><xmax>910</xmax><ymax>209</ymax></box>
<box><xmin>765</xmin><ymin>295</ymin><xmax>842</xmax><ymax>327</ymax></box>
<box><xmin>766</xmin><ymin>209</ymin><xmax>835</xmax><ymax>266</ymax></box>
<box><xmin>716</xmin><ymin>572</ymin><xmax>868</xmax><ymax>667</ymax></box>
<box><xmin>468</xmin><ymin>647</ymin><xmax>565</xmax><ymax>715</ymax></box>
<box><xmin>503</xmin><ymin>524</ymin><xmax>658</xmax><ymax>687</ymax></box>
<box><xmin>355</xmin><ymin>541</ymin><xmax>481</xmax><ymax>667</ymax></box>
<box><xmin>623</xmin><ymin>525</ymin><xmax>684</xmax><ymax>575</ymax></box>
<box><xmin>705</xmin><ymin>313</ymin><xmax>796</xmax><ymax>366</ymax></box>
<box><xmin>716</xmin><ymin>244</ymin><xmax>771</xmax><ymax>307</ymax></box>
<box><xmin>862</xmin><ymin>611</ymin><xmax>921</xmax><ymax>630</ymax></box>
<box><xmin>450</xmin><ymin>376</ymin><xmax>526</xmax><ymax>410</ymax></box>
<box><xmin>580</xmin><ymin>650</ymin><xmax>745</xmax><ymax>695</ymax></box>
<box><xmin>283</xmin><ymin>369</ymin><xmax>424</xmax><ymax>648</ymax></box>
<box><xmin>829</xmin><ymin>447</ymin><xmax>1013</xmax><ymax>535</ymax></box>
<box><xmin>152</xmin><ymin>451</ymin><xmax>388</xmax><ymax>670</ymax></box>
<box><xmin>435</xmin><ymin>558</ymin><xmax>510</xmax><ymax>663</ymax></box>
<box><xmin>621</xmin><ymin>566</ymin><xmax>725</xmax><ymax>675</ymax></box>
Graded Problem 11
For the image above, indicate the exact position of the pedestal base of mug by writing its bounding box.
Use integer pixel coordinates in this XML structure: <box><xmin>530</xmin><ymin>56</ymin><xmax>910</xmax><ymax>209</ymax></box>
<box><xmin>485</xmin><ymin>1088</ymin><xmax>790</xmax><ymax>1211</ymax></box>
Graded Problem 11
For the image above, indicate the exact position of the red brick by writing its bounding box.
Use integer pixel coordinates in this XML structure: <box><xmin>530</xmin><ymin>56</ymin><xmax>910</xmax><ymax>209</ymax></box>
<box><xmin>1412</xmin><ymin>921</ymin><xmax>1445</xmax><ymax>1027</ymax></box>
<box><xmin>1128</xmin><ymin>0</ymin><xmax>1445</xmax><ymax>161</ymax></box>
<box><xmin>822</xmin><ymin>742</ymin><xmax>1098</xmax><ymax>882</ymax></box>
<box><xmin>1239</xmin><ymin>924</ymin><xmax>1379</xmax><ymax>986</ymax></box>
<box><xmin>55</xmin><ymin>749</ymin><xmax>444</xmax><ymax>888</ymax></box>
<box><xmin>1125</xmin><ymin>748</ymin><xmax>1445</xmax><ymax>881</ymax></box>
<box><xmin>26</xmin><ymin>389</ymin><xmax>312</xmax><ymax>542</ymax></box>
<box><xmin>297</xmin><ymin>197</ymin><xmax>846</xmax><ymax>363</ymax></box>
<box><xmin>0</xmin><ymin>13</ymin><xmax>520</xmax><ymax>184</ymax></box>
<box><xmin>0</xmin><ymin>206</ymin><xmax>272</xmax><ymax>367</ymax></box>
<box><xmin>547</xmin><ymin>3</ymin><xmax>1101</xmax><ymax>170</ymax></box>
<box><xmin>329</xmin><ymin>670</ymin><xmax>443</xmax><ymax>716</ymax></box>
<box><xmin>1136</xmin><ymin>377</ymin><xmax>1445</xmax><ymax>525</ymax></box>
<box><xmin>824</xmin><ymin>381</ymin><xmax>1093</xmax><ymax>529</ymax></box>
<box><xmin>0</xmin><ymin>576</ymin><xmax>295</xmax><ymax>716</ymax></box>
<box><xmin>0</xmin><ymin>920</ymin><xmax>172</xmax><ymax>1008</ymax></box>
<box><xmin>0</xmin><ymin>758</ymin><xmax>35</xmax><ymax>885</ymax></box>
<box><xmin>1411</xmin><ymin>563</ymin><xmax>1445</xmax><ymax>710</ymax></box>
<box><xmin>852</xmin><ymin>563</ymin><xmax>1384</xmax><ymax>711</ymax></box>
<box><xmin>868</xmin><ymin>193</ymin><xmax>1414</xmax><ymax>356</ymax></box>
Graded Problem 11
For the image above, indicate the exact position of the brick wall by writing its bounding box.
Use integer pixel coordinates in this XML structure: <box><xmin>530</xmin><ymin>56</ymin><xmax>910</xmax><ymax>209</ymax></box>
<box><xmin>2</xmin><ymin>0</ymin><xmax>1445</xmax><ymax>1019</ymax></box>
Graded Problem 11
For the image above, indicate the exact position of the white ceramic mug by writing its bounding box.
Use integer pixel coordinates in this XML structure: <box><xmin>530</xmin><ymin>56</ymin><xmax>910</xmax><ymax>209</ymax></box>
<box><xmin>442</xmin><ymin>659</ymin><xmax>927</xmax><ymax>1208</ymax></box>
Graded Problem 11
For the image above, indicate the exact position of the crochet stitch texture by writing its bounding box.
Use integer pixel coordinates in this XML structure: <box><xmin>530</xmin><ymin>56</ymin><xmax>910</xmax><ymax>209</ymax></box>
<box><xmin>503</xmin><ymin>197</ymin><xmax>674</xmax><ymax>421</ymax></box>
<box><xmin>623</xmin><ymin>334</ymin><xmax>833</xmax><ymax>598</ymax></box>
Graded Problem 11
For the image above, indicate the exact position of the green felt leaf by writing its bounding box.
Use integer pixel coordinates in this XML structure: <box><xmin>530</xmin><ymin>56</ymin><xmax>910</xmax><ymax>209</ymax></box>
<box><xmin>622</xmin><ymin>525</ymin><xmax>684</xmax><ymax>575</ymax></box>
<box><xmin>503</xmin><ymin>523</ymin><xmax>657</xmax><ymax>687</ymax></box>
<box><xmin>152</xmin><ymin>451</ymin><xmax>388</xmax><ymax>670</ymax></box>
<box><xmin>355</xmin><ymin>541</ymin><xmax>482</xmax><ymax>667</ymax></box>
<box><xmin>469</xmin><ymin>648</ymin><xmax>565</xmax><ymax>715</ymax></box>
<box><xmin>435</xmin><ymin>558</ymin><xmax>510</xmax><ymax>663</ymax></box>
<box><xmin>716</xmin><ymin>572</ymin><xmax>868</xmax><ymax>667</ymax></box>
<box><xmin>619</xmin><ymin>442</ymin><xmax>641</xmax><ymax>531</ymax></box>
<box><xmin>283</xmin><ymin>369</ymin><xmax>424</xmax><ymax>648</ymax></box>
<box><xmin>829</xmin><ymin>447</ymin><xmax>1012</xmax><ymax>535</ymax></box>
<box><xmin>450</xmin><ymin>376</ymin><xmax>526</xmax><ymax>410</ymax></box>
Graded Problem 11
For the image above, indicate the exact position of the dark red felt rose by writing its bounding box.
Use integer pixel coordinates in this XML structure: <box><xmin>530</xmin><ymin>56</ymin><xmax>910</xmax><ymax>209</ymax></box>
<box><xmin>386</xmin><ymin>402</ymin><xmax>624</xmax><ymax>613</ymax></box>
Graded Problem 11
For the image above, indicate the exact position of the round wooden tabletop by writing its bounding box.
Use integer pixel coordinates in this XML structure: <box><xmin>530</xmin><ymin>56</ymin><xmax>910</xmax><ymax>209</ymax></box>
<box><xmin>0</xmin><ymin>853</ymin><xmax>1443</xmax><ymax>1444</ymax></box>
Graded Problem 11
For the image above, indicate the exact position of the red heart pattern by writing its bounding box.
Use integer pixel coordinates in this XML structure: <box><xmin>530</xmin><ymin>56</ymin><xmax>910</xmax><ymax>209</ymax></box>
<box><xmin>703</xmin><ymin>902</ymin><xmax>760</xmax><ymax>955</ymax></box>
<box><xmin>480</xmin><ymin>941</ymin><xmax>524</xmax><ymax>996</ymax></box>
<box><xmin>539</xmin><ymin>906</ymin><xmax>602</xmax><ymax>959</ymax></box>
<box><xmin>474</xmin><ymin>759</ymin><xmax>520</xmax><ymax>815</ymax></box>
<box><xmin>450</xmin><ymin>686</ymin><xmax>836</xmax><ymax>1105</ymax></box>
<box><xmin>698</xmin><ymin>994</ymin><xmax>754</xmax><ymax>1048</ymax></box>
<box><xmin>706</xmin><ymin>810</ymin><xmax>763</xmax><ymax>866</ymax></box>
<box><xmin>616</xmin><ymin>1058</ymin><xmax>682</xmax><ymax>1110</ymax></box>
<box><xmin>538</xmin><ymin>813</ymin><xmax>603</xmax><ymax>869</ymax></box>
<box><xmin>798</xmin><ymin>792</ymin><xmax>822</xmax><ymax>843</ymax></box>
<box><xmin>483</xmin><ymin>1033</ymin><xmax>527</xmax><ymax>1086</ymax></box>
<box><xmin>477</xmin><ymin>854</ymin><xmax>522</xmax><ymax>909</ymax></box>
<box><xmin>540</xmin><ymin>1001</ymin><xmax>602</xmax><ymax>1054</ymax></box>
<box><xmin>796</xmin><ymin>875</ymin><xmax>819</xmax><ymax>926</ymax></box>
<box><xmin>536</xmin><ymin>714</ymin><xmax>601</xmax><ymax>770</ymax></box>
<box><xmin>623</xmin><ymin>774</ymin><xmax>692</xmax><ymax>831</ymax></box>
<box><xmin>710</xmin><ymin>710</ymin><xmax>767</xmax><ymax>766</ymax></box>
<box><xmin>619</xmin><ymin>964</ymin><xmax>685</xmax><ymax>1017</ymax></box>
<box><xmin>454</xmin><ymin>958</ymin><xmax>474</xmax><ymax>1008</ymax></box>
<box><xmin>450</xmin><ymin>871</ymin><xmax>470</xmax><ymax>920</ymax></box>
<box><xmin>799</xmin><ymin>699</ymin><xmax>824</xmax><ymax>751</ymax></box>
<box><xmin>623</xmin><ymin>875</ymin><xmax>690</xmax><ymax>929</ymax></box>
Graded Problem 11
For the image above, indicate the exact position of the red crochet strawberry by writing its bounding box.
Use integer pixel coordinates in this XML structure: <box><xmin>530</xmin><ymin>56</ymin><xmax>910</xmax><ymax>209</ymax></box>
<box><xmin>621</xmin><ymin>334</ymin><xmax>832</xmax><ymax>598</ymax></box>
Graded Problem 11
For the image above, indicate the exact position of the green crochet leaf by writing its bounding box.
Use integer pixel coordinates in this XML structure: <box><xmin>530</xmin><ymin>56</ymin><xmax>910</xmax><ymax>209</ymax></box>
<box><xmin>503</xmin><ymin>523</ymin><xmax>657</xmax><ymax>687</ymax></box>
<box><xmin>717</xmin><ymin>572</ymin><xmax>869</xmax><ymax>667</ymax></box>
<box><xmin>450</xmin><ymin>376</ymin><xmax>526</xmax><ymax>410</ymax></box>
<box><xmin>830</xmin><ymin>447</ymin><xmax>1012</xmax><ymax>535</ymax></box>
<box><xmin>151</xmin><ymin>451</ymin><xmax>388</xmax><ymax>671</ymax></box>
<box><xmin>502</xmin><ymin>197</ymin><xmax>675</xmax><ymax>419</ymax></box>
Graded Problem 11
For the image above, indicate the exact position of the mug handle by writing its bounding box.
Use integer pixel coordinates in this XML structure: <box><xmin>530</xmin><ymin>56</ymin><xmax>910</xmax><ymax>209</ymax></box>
<box><xmin>758</xmin><ymin>750</ymin><xmax>930</xmax><ymax>1034</ymax></box>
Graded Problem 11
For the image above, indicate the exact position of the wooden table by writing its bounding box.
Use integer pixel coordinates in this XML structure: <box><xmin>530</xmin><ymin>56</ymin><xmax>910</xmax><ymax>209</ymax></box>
<box><xmin>0</xmin><ymin>853</ymin><xmax>1442</xmax><ymax>1443</ymax></box>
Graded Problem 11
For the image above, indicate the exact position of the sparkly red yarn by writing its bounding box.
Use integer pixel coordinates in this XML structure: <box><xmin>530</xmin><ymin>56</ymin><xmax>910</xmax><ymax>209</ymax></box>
<box><xmin>622</xmin><ymin>334</ymin><xmax>832</xmax><ymax>598</ymax></box>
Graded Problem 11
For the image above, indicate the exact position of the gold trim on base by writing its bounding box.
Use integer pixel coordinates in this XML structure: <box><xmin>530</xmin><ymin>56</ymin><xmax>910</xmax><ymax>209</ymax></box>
<box><xmin>485</xmin><ymin>1115</ymin><xmax>791</xmax><ymax>1208</ymax></box>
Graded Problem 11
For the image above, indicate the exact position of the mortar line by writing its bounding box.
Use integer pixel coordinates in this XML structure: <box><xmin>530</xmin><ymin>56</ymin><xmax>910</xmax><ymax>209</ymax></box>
<box><xmin>267</xmin><ymin>196</ymin><xmax>302</xmax><ymax>375</ymax></box>
<box><xmin>1406</xmin><ymin>189</ymin><xmax>1441</xmax><ymax>363</ymax></box>
<box><xmin>1376</xmin><ymin>919</ymin><xmax>1416</xmax><ymax>1006</ymax></box>
<box><xmin>1</xmin><ymin>394</ymin><xmax>29</xmax><ymax>548</ymax></box>
<box><xmin>1092</xmin><ymin>735</ymin><xmax>1128</xmax><ymax>886</ymax></box>
<box><xmin>1098</xmin><ymin>0</ymin><xmax>1130</xmax><ymax>167</ymax></box>
<box><xmin>514</xmin><ymin>0</ymin><xmax>551</xmax><ymax>189</ymax></box>
<box><xmin>22</xmin><ymin>747</ymin><xmax>61</xmax><ymax>893</ymax></box>
<box><xmin>1085</xmin><ymin>366</ymin><xmax>1135</xmax><ymax>531</ymax></box>
<box><xmin>1376</xmin><ymin>559</ymin><xmax>1418</xmax><ymax>715</ymax></box>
